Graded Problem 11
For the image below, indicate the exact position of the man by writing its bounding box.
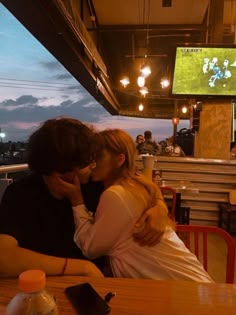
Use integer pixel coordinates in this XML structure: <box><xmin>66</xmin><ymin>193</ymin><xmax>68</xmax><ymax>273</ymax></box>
<box><xmin>0</xmin><ymin>118</ymin><xmax>169</xmax><ymax>277</ymax></box>
<box><xmin>135</xmin><ymin>134</ymin><xmax>144</xmax><ymax>148</ymax></box>
<box><xmin>137</xmin><ymin>130</ymin><xmax>160</xmax><ymax>155</ymax></box>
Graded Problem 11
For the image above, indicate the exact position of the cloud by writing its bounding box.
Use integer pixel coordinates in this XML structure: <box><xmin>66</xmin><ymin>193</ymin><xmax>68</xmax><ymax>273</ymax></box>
<box><xmin>0</xmin><ymin>90</ymin><xmax>189</xmax><ymax>142</ymax></box>
<box><xmin>0</xmin><ymin>91</ymin><xmax>104</xmax><ymax>119</ymax></box>
<box><xmin>39</xmin><ymin>60</ymin><xmax>63</xmax><ymax>71</ymax></box>
<box><xmin>0</xmin><ymin>4</ymin><xmax>190</xmax><ymax>143</ymax></box>
<box><xmin>52</xmin><ymin>73</ymin><xmax>74</xmax><ymax>80</ymax></box>
<box><xmin>66</xmin><ymin>85</ymin><xmax>82</xmax><ymax>91</ymax></box>
<box><xmin>0</xmin><ymin>95</ymin><xmax>39</xmax><ymax>110</ymax></box>
<box><xmin>0</xmin><ymin>122</ymin><xmax>39</xmax><ymax>142</ymax></box>
<box><xmin>92</xmin><ymin>115</ymin><xmax>189</xmax><ymax>142</ymax></box>
<box><xmin>15</xmin><ymin>95</ymin><xmax>39</xmax><ymax>105</ymax></box>
<box><xmin>0</xmin><ymin>98</ymin><xmax>15</xmax><ymax>106</ymax></box>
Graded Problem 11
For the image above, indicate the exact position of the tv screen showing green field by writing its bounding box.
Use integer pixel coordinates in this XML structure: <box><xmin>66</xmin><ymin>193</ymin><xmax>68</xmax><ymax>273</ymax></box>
<box><xmin>172</xmin><ymin>47</ymin><xmax>236</xmax><ymax>96</ymax></box>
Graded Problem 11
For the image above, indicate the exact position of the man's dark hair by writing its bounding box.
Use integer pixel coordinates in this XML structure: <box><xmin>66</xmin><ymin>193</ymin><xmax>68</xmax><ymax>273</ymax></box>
<box><xmin>27</xmin><ymin>117</ymin><xmax>94</xmax><ymax>175</ymax></box>
<box><xmin>144</xmin><ymin>130</ymin><xmax>152</xmax><ymax>139</ymax></box>
<box><xmin>136</xmin><ymin>134</ymin><xmax>144</xmax><ymax>141</ymax></box>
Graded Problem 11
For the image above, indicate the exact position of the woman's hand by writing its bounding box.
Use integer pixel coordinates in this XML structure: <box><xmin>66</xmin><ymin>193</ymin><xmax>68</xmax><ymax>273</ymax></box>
<box><xmin>133</xmin><ymin>199</ymin><xmax>174</xmax><ymax>246</ymax></box>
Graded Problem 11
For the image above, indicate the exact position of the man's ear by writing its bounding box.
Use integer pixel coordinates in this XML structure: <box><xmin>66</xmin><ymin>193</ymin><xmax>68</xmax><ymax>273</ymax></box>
<box><xmin>117</xmin><ymin>153</ymin><xmax>126</xmax><ymax>167</ymax></box>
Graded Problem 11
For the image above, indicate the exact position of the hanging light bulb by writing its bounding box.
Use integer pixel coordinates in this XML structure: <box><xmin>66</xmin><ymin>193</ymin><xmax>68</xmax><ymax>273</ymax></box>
<box><xmin>139</xmin><ymin>86</ymin><xmax>149</xmax><ymax>97</ymax></box>
<box><xmin>120</xmin><ymin>77</ymin><xmax>130</xmax><ymax>88</ymax></box>
<box><xmin>138</xmin><ymin>103</ymin><xmax>144</xmax><ymax>111</ymax></box>
<box><xmin>140</xmin><ymin>64</ymin><xmax>151</xmax><ymax>77</ymax></box>
<box><xmin>137</xmin><ymin>76</ymin><xmax>145</xmax><ymax>87</ymax></box>
<box><xmin>182</xmin><ymin>105</ymin><xmax>188</xmax><ymax>114</ymax></box>
<box><xmin>160</xmin><ymin>79</ymin><xmax>170</xmax><ymax>88</ymax></box>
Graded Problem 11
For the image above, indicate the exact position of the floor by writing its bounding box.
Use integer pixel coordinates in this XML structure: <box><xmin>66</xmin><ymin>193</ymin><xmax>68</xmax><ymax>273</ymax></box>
<box><xmin>189</xmin><ymin>232</ymin><xmax>236</xmax><ymax>283</ymax></box>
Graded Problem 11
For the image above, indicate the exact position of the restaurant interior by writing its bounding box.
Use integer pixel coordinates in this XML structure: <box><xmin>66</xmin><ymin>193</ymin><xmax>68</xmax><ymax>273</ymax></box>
<box><xmin>0</xmin><ymin>1</ymin><xmax>236</xmax><ymax>313</ymax></box>
<box><xmin>2</xmin><ymin>0</ymin><xmax>236</xmax><ymax>158</ymax></box>
<box><xmin>1</xmin><ymin>1</ymin><xmax>233</xmax><ymax>116</ymax></box>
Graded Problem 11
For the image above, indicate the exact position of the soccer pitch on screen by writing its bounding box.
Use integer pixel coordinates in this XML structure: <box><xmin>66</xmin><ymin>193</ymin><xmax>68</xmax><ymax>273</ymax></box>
<box><xmin>172</xmin><ymin>47</ymin><xmax>236</xmax><ymax>96</ymax></box>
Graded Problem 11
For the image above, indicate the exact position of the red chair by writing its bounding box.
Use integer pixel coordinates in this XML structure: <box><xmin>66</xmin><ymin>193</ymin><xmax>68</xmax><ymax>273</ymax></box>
<box><xmin>176</xmin><ymin>225</ymin><xmax>236</xmax><ymax>283</ymax></box>
<box><xmin>160</xmin><ymin>186</ymin><xmax>176</xmax><ymax>220</ymax></box>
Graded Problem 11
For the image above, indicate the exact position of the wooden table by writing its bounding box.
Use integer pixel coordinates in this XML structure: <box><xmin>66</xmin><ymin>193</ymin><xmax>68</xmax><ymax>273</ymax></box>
<box><xmin>1</xmin><ymin>276</ymin><xmax>236</xmax><ymax>314</ymax></box>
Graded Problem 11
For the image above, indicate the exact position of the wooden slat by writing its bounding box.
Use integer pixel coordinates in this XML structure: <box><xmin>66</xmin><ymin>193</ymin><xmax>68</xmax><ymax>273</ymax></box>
<box><xmin>137</xmin><ymin>156</ymin><xmax>236</xmax><ymax>225</ymax></box>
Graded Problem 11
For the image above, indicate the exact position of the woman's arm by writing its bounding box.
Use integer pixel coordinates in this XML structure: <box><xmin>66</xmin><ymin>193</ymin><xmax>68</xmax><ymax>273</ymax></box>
<box><xmin>133</xmin><ymin>185</ymin><xmax>174</xmax><ymax>246</ymax></box>
<box><xmin>0</xmin><ymin>234</ymin><xmax>103</xmax><ymax>277</ymax></box>
<box><xmin>48</xmin><ymin>174</ymin><xmax>172</xmax><ymax>249</ymax></box>
<box><xmin>73</xmin><ymin>190</ymin><xmax>132</xmax><ymax>259</ymax></box>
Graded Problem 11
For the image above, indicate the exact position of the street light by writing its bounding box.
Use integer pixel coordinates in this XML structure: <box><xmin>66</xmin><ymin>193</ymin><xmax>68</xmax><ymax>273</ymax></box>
<box><xmin>0</xmin><ymin>132</ymin><xmax>6</xmax><ymax>143</ymax></box>
<box><xmin>0</xmin><ymin>129</ymin><xmax>5</xmax><ymax>159</ymax></box>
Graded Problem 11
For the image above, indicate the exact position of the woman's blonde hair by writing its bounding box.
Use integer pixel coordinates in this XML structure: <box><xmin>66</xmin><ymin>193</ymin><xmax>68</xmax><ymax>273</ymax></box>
<box><xmin>95</xmin><ymin>129</ymin><xmax>158</xmax><ymax>207</ymax></box>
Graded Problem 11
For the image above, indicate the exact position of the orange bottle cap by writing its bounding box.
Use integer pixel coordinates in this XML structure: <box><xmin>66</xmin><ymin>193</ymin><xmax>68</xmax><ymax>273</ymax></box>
<box><xmin>18</xmin><ymin>270</ymin><xmax>46</xmax><ymax>293</ymax></box>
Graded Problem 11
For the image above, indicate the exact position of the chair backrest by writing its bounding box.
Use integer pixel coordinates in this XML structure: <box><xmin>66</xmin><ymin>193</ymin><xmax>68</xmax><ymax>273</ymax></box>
<box><xmin>160</xmin><ymin>186</ymin><xmax>176</xmax><ymax>220</ymax></box>
<box><xmin>176</xmin><ymin>225</ymin><xmax>236</xmax><ymax>283</ymax></box>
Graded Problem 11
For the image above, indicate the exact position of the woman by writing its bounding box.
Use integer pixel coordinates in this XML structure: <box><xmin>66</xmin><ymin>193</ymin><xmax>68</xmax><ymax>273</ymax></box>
<box><xmin>72</xmin><ymin>129</ymin><xmax>213</xmax><ymax>282</ymax></box>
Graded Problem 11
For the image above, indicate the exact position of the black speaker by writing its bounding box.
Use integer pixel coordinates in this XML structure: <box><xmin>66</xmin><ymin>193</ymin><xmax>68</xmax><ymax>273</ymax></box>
<box><xmin>192</xmin><ymin>109</ymin><xmax>200</xmax><ymax>132</ymax></box>
<box><xmin>176</xmin><ymin>128</ymin><xmax>194</xmax><ymax>156</ymax></box>
<box><xmin>192</xmin><ymin>103</ymin><xmax>202</xmax><ymax>132</ymax></box>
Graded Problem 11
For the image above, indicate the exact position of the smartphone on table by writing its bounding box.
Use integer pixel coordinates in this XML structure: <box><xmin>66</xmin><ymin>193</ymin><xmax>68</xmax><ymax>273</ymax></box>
<box><xmin>65</xmin><ymin>282</ymin><xmax>111</xmax><ymax>315</ymax></box>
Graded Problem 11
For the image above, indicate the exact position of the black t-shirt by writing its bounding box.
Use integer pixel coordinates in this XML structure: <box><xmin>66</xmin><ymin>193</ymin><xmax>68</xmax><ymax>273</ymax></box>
<box><xmin>0</xmin><ymin>174</ymin><xmax>104</xmax><ymax>265</ymax></box>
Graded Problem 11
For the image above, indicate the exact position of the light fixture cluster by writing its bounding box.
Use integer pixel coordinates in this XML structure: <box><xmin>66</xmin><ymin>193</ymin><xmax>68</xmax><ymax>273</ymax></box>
<box><xmin>120</xmin><ymin>62</ymin><xmax>170</xmax><ymax>112</ymax></box>
<box><xmin>120</xmin><ymin>63</ymin><xmax>152</xmax><ymax>97</ymax></box>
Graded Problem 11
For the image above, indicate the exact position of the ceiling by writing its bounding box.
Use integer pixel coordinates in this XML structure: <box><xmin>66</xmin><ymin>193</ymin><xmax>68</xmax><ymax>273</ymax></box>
<box><xmin>1</xmin><ymin>0</ymin><xmax>236</xmax><ymax>119</ymax></box>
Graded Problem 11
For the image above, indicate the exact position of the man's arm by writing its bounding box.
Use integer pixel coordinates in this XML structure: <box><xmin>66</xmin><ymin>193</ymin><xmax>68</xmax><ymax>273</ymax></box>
<box><xmin>0</xmin><ymin>234</ymin><xmax>103</xmax><ymax>278</ymax></box>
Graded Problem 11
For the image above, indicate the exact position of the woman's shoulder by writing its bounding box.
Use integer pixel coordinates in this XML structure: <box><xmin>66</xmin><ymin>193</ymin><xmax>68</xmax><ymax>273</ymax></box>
<box><xmin>104</xmin><ymin>184</ymin><xmax>125</xmax><ymax>195</ymax></box>
<box><xmin>102</xmin><ymin>185</ymin><xmax>134</xmax><ymax>202</ymax></box>
<box><xmin>104</xmin><ymin>184</ymin><xmax>147</xmax><ymax>206</ymax></box>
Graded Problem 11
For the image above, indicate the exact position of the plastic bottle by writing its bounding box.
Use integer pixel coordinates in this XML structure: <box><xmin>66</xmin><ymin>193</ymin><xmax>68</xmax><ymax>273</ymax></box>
<box><xmin>5</xmin><ymin>269</ymin><xmax>58</xmax><ymax>315</ymax></box>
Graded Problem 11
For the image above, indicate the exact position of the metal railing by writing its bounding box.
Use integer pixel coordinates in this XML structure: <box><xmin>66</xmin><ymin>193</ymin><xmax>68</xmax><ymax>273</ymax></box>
<box><xmin>0</xmin><ymin>164</ymin><xmax>28</xmax><ymax>178</ymax></box>
<box><xmin>0</xmin><ymin>164</ymin><xmax>29</xmax><ymax>200</ymax></box>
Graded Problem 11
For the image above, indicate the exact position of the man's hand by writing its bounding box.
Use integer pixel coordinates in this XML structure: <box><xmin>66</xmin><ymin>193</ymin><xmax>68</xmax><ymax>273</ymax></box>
<box><xmin>133</xmin><ymin>199</ymin><xmax>174</xmax><ymax>246</ymax></box>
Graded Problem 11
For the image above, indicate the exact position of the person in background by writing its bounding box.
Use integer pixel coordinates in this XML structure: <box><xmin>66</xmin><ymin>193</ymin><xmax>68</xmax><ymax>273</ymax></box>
<box><xmin>137</xmin><ymin>130</ymin><xmax>160</xmax><ymax>155</ymax></box>
<box><xmin>166</xmin><ymin>136</ymin><xmax>185</xmax><ymax>157</ymax></box>
<box><xmin>230</xmin><ymin>143</ymin><xmax>236</xmax><ymax>158</ymax></box>
<box><xmin>0</xmin><ymin>117</ymin><xmax>169</xmax><ymax>278</ymax></box>
<box><xmin>55</xmin><ymin>128</ymin><xmax>213</xmax><ymax>282</ymax></box>
<box><xmin>135</xmin><ymin>134</ymin><xmax>144</xmax><ymax>148</ymax></box>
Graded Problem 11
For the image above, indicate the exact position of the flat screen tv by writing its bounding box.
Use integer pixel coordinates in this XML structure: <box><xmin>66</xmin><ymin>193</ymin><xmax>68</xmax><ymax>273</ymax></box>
<box><xmin>171</xmin><ymin>46</ymin><xmax>236</xmax><ymax>97</ymax></box>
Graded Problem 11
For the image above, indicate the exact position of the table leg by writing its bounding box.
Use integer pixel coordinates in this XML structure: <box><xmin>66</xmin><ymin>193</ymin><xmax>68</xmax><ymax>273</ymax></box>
<box><xmin>175</xmin><ymin>192</ymin><xmax>181</xmax><ymax>223</ymax></box>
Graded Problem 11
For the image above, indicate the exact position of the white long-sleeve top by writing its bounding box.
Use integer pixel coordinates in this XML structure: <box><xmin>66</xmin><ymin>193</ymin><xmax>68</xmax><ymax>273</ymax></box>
<box><xmin>73</xmin><ymin>185</ymin><xmax>213</xmax><ymax>282</ymax></box>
